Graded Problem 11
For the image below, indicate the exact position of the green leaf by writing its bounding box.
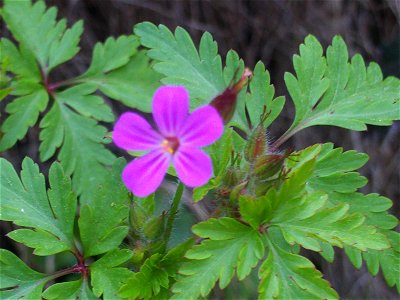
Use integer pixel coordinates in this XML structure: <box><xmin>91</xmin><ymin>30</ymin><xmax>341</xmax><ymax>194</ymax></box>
<box><xmin>79</xmin><ymin>36</ymin><xmax>161</xmax><ymax>112</ymax></box>
<box><xmin>78</xmin><ymin>159</ymin><xmax>130</xmax><ymax>257</ymax></box>
<box><xmin>40</xmin><ymin>91</ymin><xmax>116</xmax><ymax>196</ymax></box>
<box><xmin>0</xmin><ymin>38</ymin><xmax>41</xmax><ymax>80</ymax></box>
<box><xmin>0</xmin><ymin>249</ymin><xmax>49</xmax><ymax>299</ymax></box>
<box><xmin>245</xmin><ymin>61</ymin><xmax>285</xmax><ymax>129</ymax></box>
<box><xmin>283</xmin><ymin>35</ymin><xmax>400</xmax><ymax>137</ymax></box>
<box><xmin>42</xmin><ymin>279</ymin><xmax>96</xmax><ymax>300</ymax></box>
<box><xmin>82</xmin><ymin>35</ymin><xmax>139</xmax><ymax>76</ymax></box>
<box><xmin>309</xmin><ymin>143</ymin><xmax>368</xmax><ymax>193</ymax></box>
<box><xmin>172</xmin><ymin>218</ymin><xmax>264</xmax><ymax>299</ymax></box>
<box><xmin>82</xmin><ymin>51</ymin><xmax>161</xmax><ymax>112</ymax></box>
<box><xmin>119</xmin><ymin>254</ymin><xmax>169</xmax><ymax>300</ymax></box>
<box><xmin>329</xmin><ymin>192</ymin><xmax>399</xmax><ymax>290</ymax></box>
<box><xmin>0</xmin><ymin>88</ymin><xmax>48</xmax><ymax>151</ymax></box>
<box><xmin>273</xmin><ymin>200</ymin><xmax>390</xmax><ymax>252</ymax></box>
<box><xmin>135</xmin><ymin>22</ymin><xmax>225</xmax><ymax>107</ymax></box>
<box><xmin>90</xmin><ymin>249</ymin><xmax>133</xmax><ymax>299</ymax></box>
<box><xmin>258</xmin><ymin>240</ymin><xmax>338</xmax><ymax>299</ymax></box>
<box><xmin>0</xmin><ymin>158</ymin><xmax>77</xmax><ymax>255</ymax></box>
<box><xmin>2</xmin><ymin>0</ymin><xmax>83</xmax><ymax>72</ymax></box>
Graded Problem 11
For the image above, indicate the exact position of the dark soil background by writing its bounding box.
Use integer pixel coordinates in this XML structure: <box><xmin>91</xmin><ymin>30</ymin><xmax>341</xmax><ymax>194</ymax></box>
<box><xmin>1</xmin><ymin>0</ymin><xmax>399</xmax><ymax>299</ymax></box>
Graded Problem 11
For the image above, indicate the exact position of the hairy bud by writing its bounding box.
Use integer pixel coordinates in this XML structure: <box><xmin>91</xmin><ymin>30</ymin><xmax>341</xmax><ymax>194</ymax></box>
<box><xmin>244</xmin><ymin>124</ymin><xmax>268</xmax><ymax>163</ymax></box>
<box><xmin>253</xmin><ymin>154</ymin><xmax>285</xmax><ymax>180</ymax></box>
<box><xmin>143</xmin><ymin>212</ymin><xmax>166</xmax><ymax>240</ymax></box>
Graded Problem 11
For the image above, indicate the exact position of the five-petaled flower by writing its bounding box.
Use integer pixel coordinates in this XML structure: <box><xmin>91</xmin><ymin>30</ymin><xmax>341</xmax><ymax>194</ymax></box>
<box><xmin>113</xmin><ymin>86</ymin><xmax>224</xmax><ymax>197</ymax></box>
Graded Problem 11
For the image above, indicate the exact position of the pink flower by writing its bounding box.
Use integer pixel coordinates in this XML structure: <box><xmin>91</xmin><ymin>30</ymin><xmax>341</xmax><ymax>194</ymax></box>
<box><xmin>113</xmin><ymin>86</ymin><xmax>224</xmax><ymax>197</ymax></box>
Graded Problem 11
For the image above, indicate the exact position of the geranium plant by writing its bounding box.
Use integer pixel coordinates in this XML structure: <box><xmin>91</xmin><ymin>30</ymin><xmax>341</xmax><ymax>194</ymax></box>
<box><xmin>0</xmin><ymin>1</ymin><xmax>399</xmax><ymax>299</ymax></box>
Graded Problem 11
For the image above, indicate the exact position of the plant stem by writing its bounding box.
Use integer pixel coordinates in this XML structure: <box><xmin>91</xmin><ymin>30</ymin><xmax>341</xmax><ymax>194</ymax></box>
<box><xmin>162</xmin><ymin>181</ymin><xmax>184</xmax><ymax>253</ymax></box>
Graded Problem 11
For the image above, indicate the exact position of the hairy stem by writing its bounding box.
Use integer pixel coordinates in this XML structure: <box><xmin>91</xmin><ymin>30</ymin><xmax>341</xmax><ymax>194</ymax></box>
<box><xmin>162</xmin><ymin>181</ymin><xmax>184</xmax><ymax>252</ymax></box>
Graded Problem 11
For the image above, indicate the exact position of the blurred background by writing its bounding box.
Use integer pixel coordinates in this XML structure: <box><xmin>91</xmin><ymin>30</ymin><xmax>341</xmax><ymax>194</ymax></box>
<box><xmin>1</xmin><ymin>0</ymin><xmax>399</xmax><ymax>299</ymax></box>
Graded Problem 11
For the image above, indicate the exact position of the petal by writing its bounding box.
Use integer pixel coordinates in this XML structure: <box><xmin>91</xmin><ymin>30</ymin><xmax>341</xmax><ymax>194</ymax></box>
<box><xmin>152</xmin><ymin>86</ymin><xmax>189</xmax><ymax>136</ymax></box>
<box><xmin>173</xmin><ymin>146</ymin><xmax>213</xmax><ymax>187</ymax></box>
<box><xmin>178</xmin><ymin>105</ymin><xmax>224</xmax><ymax>147</ymax></box>
<box><xmin>122</xmin><ymin>150</ymin><xmax>170</xmax><ymax>197</ymax></box>
<box><xmin>113</xmin><ymin>112</ymin><xmax>162</xmax><ymax>151</ymax></box>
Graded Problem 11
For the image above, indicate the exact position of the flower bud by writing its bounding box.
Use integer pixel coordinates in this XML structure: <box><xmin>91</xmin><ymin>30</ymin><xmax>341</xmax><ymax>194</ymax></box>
<box><xmin>229</xmin><ymin>181</ymin><xmax>248</xmax><ymax>202</ymax></box>
<box><xmin>253</xmin><ymin>154</ymin><xmax>285</xmax><ymax>180</ymax></box>
<box><xmin>143</xmin><ymin>212</ymin><xmax>166</xmax><ymax>240</ymax></box>
<box><xmin>223</xmin><ymin>167</ymin><xmax>241</xmax><ymax>187</ymax></box>
<box><xmin>210</xmin><ymin>68</ymin><xmax>252</xmax><ymax>124</ymax></box>
<box><xmin>244</xmin><ymin>124</ymin><xmax>268</xmax><ymax>163</ymax></box>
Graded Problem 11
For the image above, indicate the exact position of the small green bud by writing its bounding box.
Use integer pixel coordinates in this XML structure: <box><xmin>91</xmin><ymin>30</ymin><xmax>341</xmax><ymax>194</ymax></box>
<box><xmin>253</xmin><ymin>154</ymin><xmax>285</xmax><ymax>180</ymax></box>
<box><xmin>143</xmin><ymin>212</ymin><xmax>166</xmax><ymax>240</ymax></box>
<box><xmin>129</xmin><ymin>204</ymin><xmax>148</xmax><ymax>235</ymax></box>
<box><xmin>229</xmin><ymin>181</ymin><xmax>248</xmax><ymax>202</ymax></box>
<box><xmin>244</xmin><ymin>124</ymin><xmax>268</xmax><ymax>163</ymax></box>
<box><xmin>223</xmin><ymin>167</ymin><xmax>241</xmax><ymax>187</ymax></box>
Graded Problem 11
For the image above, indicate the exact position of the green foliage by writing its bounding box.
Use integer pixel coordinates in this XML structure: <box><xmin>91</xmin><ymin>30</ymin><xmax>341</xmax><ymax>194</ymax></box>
<box><xmin>0</xmin><ymin>88</ymin><xmax>48</xmax><ymax>151</ymax></box>
<box><xmin>0</xmin><ymin>249</ymin><xmax>49</xmax><ymax>299</ymax></box>
<box><xmin>2</xmin><ymin>0</ymin><xmax>83</xmax><ymax>72</ymax></box>
<box><xmin>283</xmin><ymin>35</ymin><xmax>400</xmax><ymax>137</ymax></box>
<box><xmin>1</xmin><ymin>1</ymin><xmax>158</xmax><ymax>197</ymax></box>
<box><xmin>0</xmin><ymin>158</ymin><xmax>133</xmax><ymax>298</ymax></box>
<box><xmin>309</xmin><ymin>143</ymin><xmax>369</xmax><ymax>192</ymax></box>
<box><xmin>172</xmin><ymin>218</ymin><xmax>264</xmax><ymax>299</ymax></box>
<box><xmin>0</xmin><ymin>158</ymin><xmax>77</xmax><ymax>255</ymax></box>
<box><xmin>78</xmin><ymin>159</ymin><xmax>130</xmax><ymax>257</ymax></box>
<box><xmin>42</xmin><ymin>86</ymin><xmax>116</xmax><ymax>197</ymax></box>
<box><xmin>90</xmin><ymin>249</ymin><xmax>133</xmax><ymax>299</ymax></box>
<box><xmin>42</xmin><ymin>279</ymin><xmax>96</xmax><ymax>300</ymax></box>
<box><xmin>1</xmin><ymin>4</ymin><xmax>399</xmax><ymax>299</ymax></box>
<box><xmin>245</xmin><ymin>62</ymin><xmax>285</xmax><ymax>129</ymax></box>
<box><xmin>120</xmin><ymin>240</ymin><xmax>194</xmax><ymax>300</ymax></box>
<box><xmin>135</xmin><ymin>22</ymin><xmax>226</xmax><ymax>107</ymax></box>
<box><xmin>79</xmin><ymin>36</ymin><xmax>161</xmax><ymax>112</ymax></box>
<box><xmin>258</xmin><ymin>241</ymin><xmax>338</xmax><ymax>299</ymax></box>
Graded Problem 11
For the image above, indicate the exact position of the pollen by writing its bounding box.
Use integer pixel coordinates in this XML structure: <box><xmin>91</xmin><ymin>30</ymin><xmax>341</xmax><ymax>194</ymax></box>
<box><xmin>161</xmin><ymin>136</ymin><xmax>180</xmax><ymax>154</ymax></box>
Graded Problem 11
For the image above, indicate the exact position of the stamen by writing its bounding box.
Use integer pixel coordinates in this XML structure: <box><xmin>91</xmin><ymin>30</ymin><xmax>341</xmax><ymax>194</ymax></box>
<box><xmin>161</xmin><ymin>136</ymin><xmax>180</xmax><ymax>154</ymax></box>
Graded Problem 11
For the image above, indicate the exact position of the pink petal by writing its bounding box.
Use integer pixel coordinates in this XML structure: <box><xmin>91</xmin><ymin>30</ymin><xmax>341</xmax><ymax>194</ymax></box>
<box><xmin>122</xmin><ymin>150</ymin><xmax>170</xmax><ymax>197</ymax></box>
<box><xmin>173</xmin><ymin>146</ymin><xmax>213</xmax><ymax>187</ymax></box>
<box><xmin>113</xmin><ymin>112</ymin><xmax>162</xmax><ymax>151</ymax></box>
<box><xmin>152</xmin><ymin>86</ymin><xmax>189</xmax><ymax>136</ymax></box>
<box><xmin>178</xmin><ymin>105</ymin><xmax>224</xmax><ymax>147</ymax></box>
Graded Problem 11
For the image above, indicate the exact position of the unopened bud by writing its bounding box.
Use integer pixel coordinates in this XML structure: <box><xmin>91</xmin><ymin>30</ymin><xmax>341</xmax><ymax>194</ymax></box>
<box><xmin>210</xmin><ymin>68</ymin><xmax>252</xmax><ymax>124</ymax></box>
<box><xmin>253</xmin><ymin>154</ymin><xmax>285</xmax><ymax>180</ymax></box>
<box><xmin>244</xmin><ymin>124</ymin><xmax>268</xmax><ymax>163</ymax></box>
<box><xmin>229</xmin><ymin>181</ymin><xmax>248</xmax><ymax>202</ymax></box>
<box><xmin>143</xmin><ymin>212</ymin><xmax>166</xmax><ymax>240</ymax></box>
<box><xmin>223</xmin><ymin>167</ymin><xmax>242</xmax><ymax>187</ymax></box>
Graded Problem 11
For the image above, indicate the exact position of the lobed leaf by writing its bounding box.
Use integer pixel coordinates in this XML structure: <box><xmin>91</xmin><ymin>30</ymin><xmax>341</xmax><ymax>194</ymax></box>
<box><xmin>40</xmin><ymin>91</ymin><xmax>116</xmax><ymax>197</ymax></box>
<box><xmin>258</xmin><ymin>241</ymin><xmax>338</xmax><ymax>299</ymax></box>
<box><xmin>0</xmin><ymin>88</ymin><xmax>48</xmax><ymax>151</ymax></box>
<box><xmin>245</xmin><ymin>61</ymin><xmax>285</xmax><ymax>129</ymax></box>
<box><xmin>135</xmin><ymin>22</ymin><xmax>225</xmax><ymax>107</ymax></box>
<box><xmin>119</xmin><ymin>254</ymin><xmax>169</xmax><ymax>300</ymax></box>
<box><xmin>90</xmin><ymin>249</ymin><xmax>133</xmax><ymax>299</ymax></box>
<box><xmin>79</xmin><ymin>36</ymin><xmax>161</xmax><ymax>112</ymax></box>
<box><xmin>2</xmin><ymin>0</ymin><xmax>83</xmax><ymax>72</ymax></box>
<box><xmin>78</xmin><ymin>159</ymin><xmax>130</xmax><ymax>257</ymax></box>
<box><xmin>42</xmin><ymin>279</ymin><xmax>96</xmax><ymax>300</ymax></box>
<box><xmin>0</xmin><ymin>249</ymin><xmax>49</xmax><ymax>299</ymax></box>
<box><xmin>172</xmin><ymin>218</ymin><xmax>264</xmax><ymax>299</ymax></box>
<box><xmin>283</xmin><ymin>35</ymin><xmax>400</xmax><ymax>137</ymax></box>
<box><xmin>0</xmin><ymin>158</ymin><xmax>77</xmax><ymax>255</ymax></box>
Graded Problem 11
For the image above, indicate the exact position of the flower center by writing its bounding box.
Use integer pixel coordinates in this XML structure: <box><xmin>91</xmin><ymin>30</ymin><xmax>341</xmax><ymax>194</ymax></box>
<box><xmin>161</xmin><ymin>136</ymin><xmax>180</xmax><ymax>154</ymax></box>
